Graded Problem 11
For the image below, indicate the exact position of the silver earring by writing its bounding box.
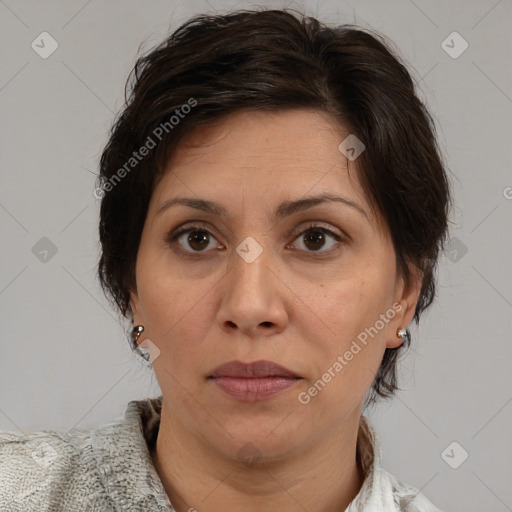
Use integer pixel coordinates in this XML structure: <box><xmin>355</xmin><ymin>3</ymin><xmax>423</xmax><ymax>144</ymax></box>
<box><xmin>130</xmin><ymin>325</ymin><xmax>152</xmax><ymax>365</ymax></box>
<box><xmin>397</xmin><ymin>328</ymin><xmax>407</xmax><ymax>339</ymax></box>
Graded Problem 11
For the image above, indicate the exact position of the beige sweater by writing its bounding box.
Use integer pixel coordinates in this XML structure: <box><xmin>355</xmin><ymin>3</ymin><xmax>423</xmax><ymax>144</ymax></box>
<box><xmin>0</xmin><ymin>396</ymin><xmax>442</xmax><ymax>511</ymax></box>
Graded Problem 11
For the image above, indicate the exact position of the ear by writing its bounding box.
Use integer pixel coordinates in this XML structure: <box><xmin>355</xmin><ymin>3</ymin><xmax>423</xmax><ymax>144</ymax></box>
<box><xmin>129</xmin><ymin>289</ymin><xmax>144</xmax><ymax>327</ymax></box>
<box><xmin>386</xmin><ymin>265</ymin><xmax>423</xmax><ymax>349</ymax></box>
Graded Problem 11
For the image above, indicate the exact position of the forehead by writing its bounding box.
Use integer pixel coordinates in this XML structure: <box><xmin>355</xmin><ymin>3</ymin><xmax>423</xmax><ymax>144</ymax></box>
<box><xmin>151</xmin><ymin>109</ymin><xmax>372</xmax><ymax>218</ymax></box>
<box><xmin>167</xmin><ymin>109</ymin><xmax>347</xmax><ymax>169</ymax></box>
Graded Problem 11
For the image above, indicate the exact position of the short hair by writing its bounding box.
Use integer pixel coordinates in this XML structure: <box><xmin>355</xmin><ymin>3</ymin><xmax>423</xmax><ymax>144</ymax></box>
<box><xmin>97</xmin><ymin>8</ymin><xmax>451</xmax><ymax>407</ymax></box>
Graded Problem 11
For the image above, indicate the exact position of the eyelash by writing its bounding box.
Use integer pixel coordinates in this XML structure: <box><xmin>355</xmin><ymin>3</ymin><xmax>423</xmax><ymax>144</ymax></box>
<box><xmin>166</xmin><ymin>222</ymin><xmax>345</xmax><ymax>257</ymax></box>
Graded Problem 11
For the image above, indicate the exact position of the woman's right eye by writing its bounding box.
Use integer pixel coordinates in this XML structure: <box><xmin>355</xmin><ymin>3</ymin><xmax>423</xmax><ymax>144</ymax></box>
<box><xmin>167</xmin><ymin>226</ymin><xmax>223</xmax><ymax>254</ymax></box>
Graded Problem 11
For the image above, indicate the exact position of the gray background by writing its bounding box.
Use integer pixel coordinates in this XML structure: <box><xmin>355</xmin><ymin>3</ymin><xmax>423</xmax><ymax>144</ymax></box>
<box><xmin>1</xmin><ymin>1</ymin><xmax>511</xmax><ymax>510</ymax></box>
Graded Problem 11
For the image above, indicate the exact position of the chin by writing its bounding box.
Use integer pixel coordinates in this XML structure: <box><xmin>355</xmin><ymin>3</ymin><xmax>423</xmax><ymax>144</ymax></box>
<box><xmin>213</xmin><ymin>415</ymin><xmax>303</xmax><ymax>457</ymax></box>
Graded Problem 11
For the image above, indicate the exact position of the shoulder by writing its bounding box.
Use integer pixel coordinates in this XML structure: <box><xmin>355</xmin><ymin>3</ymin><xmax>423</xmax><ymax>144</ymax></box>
<box><xmin>0</xmin><ymin>398</ymin><xmax>171</xmax><ymax>512</ymax></box>
<box><xmin>379</xmin><ymin>467</ymin><xmax>443</xmax><ymax>512</ymax></box>
<box><xmin>348</xmin><ymin>464</ymin><xmax>443</xmax><ymax>512</ymax></box>
<box><xmin>349</xmin><ymin>416</ymin><xmax>443</xmax><ymax>512</ymax></box>
<box><xmin>0</xmin><ymin>427</ymin><xmax>113</xmax><ymax>511</ymax></box>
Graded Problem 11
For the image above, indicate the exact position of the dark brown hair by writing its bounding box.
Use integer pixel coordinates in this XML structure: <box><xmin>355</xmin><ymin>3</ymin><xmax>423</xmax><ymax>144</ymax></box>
<box><xmin>97</xmin><ymin>8</ymin><xmax>450</xmax><ymax>407</ymax></box>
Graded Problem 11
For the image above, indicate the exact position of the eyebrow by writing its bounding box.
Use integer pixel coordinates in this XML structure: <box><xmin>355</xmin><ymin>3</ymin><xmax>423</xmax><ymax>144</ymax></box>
<box><xmin>155</xmin><ymin>193</ymin><xmax>368</xmax><ymax>220</ymax></box>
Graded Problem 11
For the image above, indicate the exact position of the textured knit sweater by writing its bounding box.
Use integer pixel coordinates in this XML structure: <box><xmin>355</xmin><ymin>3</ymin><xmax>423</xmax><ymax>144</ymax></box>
<box><xmin>0</xmin><ymin>396</ymin><xmax>442</xmax><ymax>511</ymax></box>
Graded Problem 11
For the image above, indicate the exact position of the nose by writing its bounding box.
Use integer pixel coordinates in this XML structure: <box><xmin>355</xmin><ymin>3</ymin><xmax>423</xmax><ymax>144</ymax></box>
<box><xmin>216</xmin><ymin>240</ymin><xmax>288</xmax><ymax>338</ymax></box>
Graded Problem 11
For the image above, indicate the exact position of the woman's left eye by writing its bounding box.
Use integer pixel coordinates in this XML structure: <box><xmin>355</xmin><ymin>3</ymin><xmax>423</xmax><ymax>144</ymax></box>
<box><xmin>288</xmin><ymin>224</ymin><xmax>343</xmax><ymax>254</ymax></box>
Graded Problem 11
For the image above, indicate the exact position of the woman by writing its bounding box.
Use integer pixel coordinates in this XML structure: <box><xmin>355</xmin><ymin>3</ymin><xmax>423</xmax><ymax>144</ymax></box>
<box><xmin>0</xmin><ymin>8</ymin><xmax>449</xmax><ymax>511</ymax></box>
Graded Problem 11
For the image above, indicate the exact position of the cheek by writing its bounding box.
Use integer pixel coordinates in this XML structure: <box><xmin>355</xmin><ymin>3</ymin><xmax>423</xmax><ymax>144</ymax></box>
<box><xmin>301</xmin><ymin>273</ymin><xmax>394</xmax><ymax>392</ymax></box>
<box><xmin>298</xmin><ymin>310</ymin><xmax>388</xmax><ymax>420</ymax></box>
<box><xmin>137</xmin><ymin>257</ymin><xmax>214</xmax><ymax>354</ymax></box>
<box><xmin>319</xmin><ymin>273</ymin><xmax>395</xmax><ymax>340</ymax></box>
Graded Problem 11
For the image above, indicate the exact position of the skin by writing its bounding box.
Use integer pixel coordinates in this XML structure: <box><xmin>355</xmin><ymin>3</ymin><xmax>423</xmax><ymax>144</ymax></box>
<box><xmin>130</xmin><ymin>109</ymin><xmax>422</xmax><ymax>512</ymax></box>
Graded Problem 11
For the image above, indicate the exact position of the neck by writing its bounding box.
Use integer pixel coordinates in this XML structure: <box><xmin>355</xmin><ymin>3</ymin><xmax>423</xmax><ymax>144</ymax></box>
<box><xmin>151</xmin><ymin>404</ymin><xmax>365</xmax><ymax>512</ymax></box>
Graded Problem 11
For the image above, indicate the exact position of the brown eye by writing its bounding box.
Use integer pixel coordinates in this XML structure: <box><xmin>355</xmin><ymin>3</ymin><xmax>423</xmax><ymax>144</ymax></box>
<box><xmin>166</xmin><ymin>225</ymin><xmax>222</xmax><ymax>254</ymax></box>
<box><xmin>290</xmin><ymin>225</ymin><xmax>343</xmax><ymax>254</ymax></box>
<box><xmin>303</xmin><ymin>230</ymin><xmax>326</xmax><ymax>251</ymax></box>
<box><xmin>187</xmin><ymin>230</ymin><xmax>210</xmax><ymax>251</ymax></box>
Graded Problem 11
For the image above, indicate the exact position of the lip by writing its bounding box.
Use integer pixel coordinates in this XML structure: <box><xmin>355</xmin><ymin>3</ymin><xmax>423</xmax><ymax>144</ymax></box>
<box><xmin>208</xmin><ymin>360</ymin><xmax>302</xmax><ymax>402</ymax></box>
<box><xmin>209</xmin><ymin>360</ymin><xmax>300</xmax><ymax>378</ymax></box>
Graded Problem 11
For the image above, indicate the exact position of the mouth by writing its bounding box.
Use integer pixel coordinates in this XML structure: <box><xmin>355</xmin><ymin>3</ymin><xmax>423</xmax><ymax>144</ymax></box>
<box><xmin>208</xmin><ymin>359</ymin><xmax>301</xmax><ymax>379</ymax></box>
<box><xmin>208</xmin><ymin>360</ymin><xmax>302</xmax><ymax>402</ymax></box>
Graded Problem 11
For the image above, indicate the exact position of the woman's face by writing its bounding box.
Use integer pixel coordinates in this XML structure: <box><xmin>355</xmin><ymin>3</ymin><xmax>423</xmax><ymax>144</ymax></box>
<box><xmin>131</xmin><ymin>109</ymin><xmax>420</xmax><ymax>461</ymax></box>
